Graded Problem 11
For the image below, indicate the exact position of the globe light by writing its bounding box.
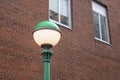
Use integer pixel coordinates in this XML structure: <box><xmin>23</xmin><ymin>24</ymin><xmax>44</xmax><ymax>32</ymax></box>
<box><xmin>33</xmin><ymin>20</ymin><xmax>61</xmax><ymax>48</ymax></box>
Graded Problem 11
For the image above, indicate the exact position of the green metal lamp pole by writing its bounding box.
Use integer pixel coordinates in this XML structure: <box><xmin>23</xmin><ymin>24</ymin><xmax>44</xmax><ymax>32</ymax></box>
<box><xmin>41</xmin><ymin>45</ymin><xmax>53</xmax><ymax>80</ymax></box>
<box><xmin>33</xmin><ymin>20</ymin><xmax>61</xmax><ymax>80</ymax></box>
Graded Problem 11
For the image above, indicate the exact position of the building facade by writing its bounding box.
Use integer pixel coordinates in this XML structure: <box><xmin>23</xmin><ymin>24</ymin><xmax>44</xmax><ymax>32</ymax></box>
<box><xmin>0</xmin><ymin>0</ymin><xmax>120</xmax><ymax>80</ymax></box>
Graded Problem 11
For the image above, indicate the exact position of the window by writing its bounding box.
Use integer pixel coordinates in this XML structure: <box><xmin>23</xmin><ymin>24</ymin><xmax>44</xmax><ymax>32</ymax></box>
<box><xmin>92</xmin><ymin>1</ymin><xmax>110</xmax><ymax>44</ymax></box>
<box><xmin>49</xmin><ymin>0</ymin><xmax>72</xmax><ymax>29</ymax></box>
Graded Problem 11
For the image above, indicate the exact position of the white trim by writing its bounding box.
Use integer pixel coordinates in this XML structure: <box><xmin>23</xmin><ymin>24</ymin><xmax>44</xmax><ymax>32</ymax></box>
<box><xmin>95</xmin><ymin>37</ymin><xmax>110</xmax><ymax>45</ymax></box>
<box><xmin>49</xmin><ymin>19</ymin><xmax>72</xmax><ymax>29</ymax></box>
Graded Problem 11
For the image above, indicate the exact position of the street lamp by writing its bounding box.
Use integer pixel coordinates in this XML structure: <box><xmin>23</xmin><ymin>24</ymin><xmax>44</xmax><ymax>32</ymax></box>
<box><xmin>33</xmin><ymin>20</ymin><xmax>61</xmax><ymax>80</ymax></box>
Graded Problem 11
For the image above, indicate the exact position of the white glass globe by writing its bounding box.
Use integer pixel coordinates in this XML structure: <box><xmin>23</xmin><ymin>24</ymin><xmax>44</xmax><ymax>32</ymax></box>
<box><xmin>33</xmin><ymin>29</ymin><xmax>61</xmax><ymax>47</ymax></box>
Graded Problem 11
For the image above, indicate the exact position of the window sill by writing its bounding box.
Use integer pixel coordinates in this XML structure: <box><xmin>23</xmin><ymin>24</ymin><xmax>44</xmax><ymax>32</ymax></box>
<box><xmin>95</xmin><ymin>37</ymin><xmax>111</xmax><ymax>45</ymax></box>
<box><xmin>49</xmin><ymin>19</ymin><xmax>72</xmax><ymax>30</ymax></box>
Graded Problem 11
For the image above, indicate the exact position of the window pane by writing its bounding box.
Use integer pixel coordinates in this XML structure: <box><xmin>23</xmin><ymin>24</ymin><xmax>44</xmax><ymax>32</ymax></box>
<box><xmin>92</xmin><ymin>1</ymin><xmax>107</xmax><ymax>16</ymax></box>
<box><xmin>100</xmin><ymin>15</ymin><xmax>108</xmax><ymax>42</ymax></box>
<box><xmin>50</xmin><ymin>10</ymin><xmax>58</xmax><ymax>21</ymax></box>
<box><xmin>60</xmin><ymin>15</ymin><xmax>68</xmax><ymax>25</ymax></box>
<box><xmin>93</xmin><ymin>12</ymin><xmax>100</xmax><ymax>38</ymax></box>
<box><xmin>60</xmin><ymin>0</ymin><xmax>68</xmax><ymax>25</ymax></box>
<box><xmin>49</xmin><ymin>0</ymin><xmax>58</xmax><ymax>12</ymax></box>
<box><xmin>49</xmin><ymin>0</ymin><xmax>59</xmax><ymax>21</ymax></box>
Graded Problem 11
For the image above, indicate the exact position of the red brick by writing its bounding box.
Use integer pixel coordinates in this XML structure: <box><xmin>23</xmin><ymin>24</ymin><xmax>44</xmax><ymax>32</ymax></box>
<box><xmin>0</xmin><ymin>0</ymin><xmax>120</xmax><ymax>80</ymax></box>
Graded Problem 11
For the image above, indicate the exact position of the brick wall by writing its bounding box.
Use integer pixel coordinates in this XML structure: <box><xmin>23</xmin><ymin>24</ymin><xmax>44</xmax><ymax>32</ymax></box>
<box><xmin>0</xmin><ymin>0</ymin><xmax>120</xmax><ymax>80</ymax></box>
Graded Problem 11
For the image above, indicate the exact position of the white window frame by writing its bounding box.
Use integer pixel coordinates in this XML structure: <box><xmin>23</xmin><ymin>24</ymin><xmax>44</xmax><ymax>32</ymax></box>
<box><xmin>92</xmin><ymin>1</ymin><xmax>110</xmax><ymax>44</ymax></box>
<box><xmin>49</xmin><ymin>0</ymin><xmax>72</xmax><ymax>29</ymax></box>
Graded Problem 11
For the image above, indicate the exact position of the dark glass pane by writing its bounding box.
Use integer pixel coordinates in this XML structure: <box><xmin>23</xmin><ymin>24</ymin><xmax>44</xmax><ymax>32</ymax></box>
<box><xmin>60</xmin><ymin>14</ymin><xmax>68</xmax><ymax>25</ymax></box>
<box><xmin>93</xmin><ymin>12</ymin><xmax>100</xmax><ymax>38</ymax></box>
<box><xmin>100</xmin><ymin>15</ymin><xmax>108</xmax><ymax>42</ymax></box>
<box><xmin>50</xmin><ymin>10</ymin><xmax>58</xmax><ymax>21</ymax></box>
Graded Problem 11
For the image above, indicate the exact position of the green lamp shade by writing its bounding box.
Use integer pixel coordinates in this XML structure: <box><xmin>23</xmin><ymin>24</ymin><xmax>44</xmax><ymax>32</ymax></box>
<box><xmin>33</xmin><ymin>21</ymin><xmax>61</xmax><ymax>47</ymax></box>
